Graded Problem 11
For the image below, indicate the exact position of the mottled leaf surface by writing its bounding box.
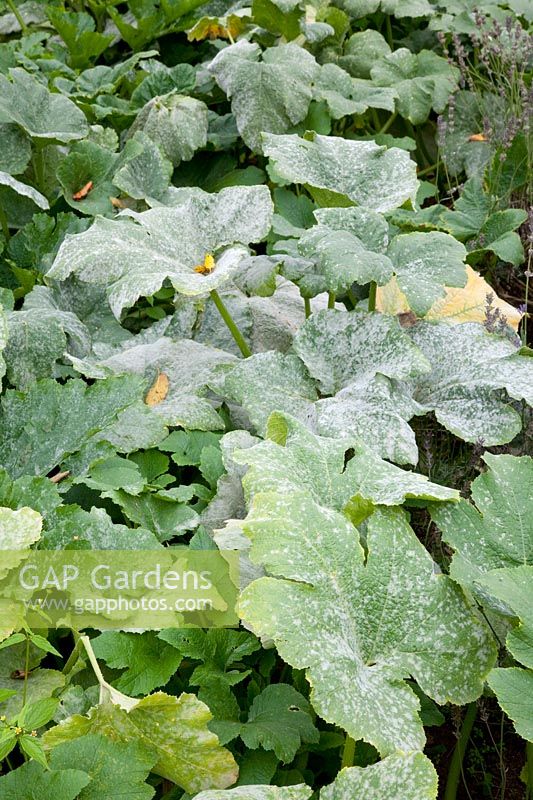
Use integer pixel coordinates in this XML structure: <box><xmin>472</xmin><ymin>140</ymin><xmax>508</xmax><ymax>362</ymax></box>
<box><xmin>209</xmin><ymin>42</ymin><xmax>318</xmax><ymax>152</ymax></box>
<box><xmin>240</xmin><ymin>496</ymin><xmax>495</xmax><ymax>755</ymax></box>
<box><xmin>47</xmin><ymin>186</ymin><xmax>273</xmax><ymax>316</ymax></box>
<box><xmin>0</xmin><ymin>68</ymin><xmax>88</xmax><ymax>143</ymax></box>
<box><xmin>263</xmin><ymin>132</ymin><xmax>418</xmax><ymax>212</ymax></box>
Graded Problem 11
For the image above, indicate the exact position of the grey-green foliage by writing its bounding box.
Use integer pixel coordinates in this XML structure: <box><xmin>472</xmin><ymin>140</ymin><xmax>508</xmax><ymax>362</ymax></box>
<box><xmin>127</xmin><ymin>91</ymin><xmax>208</xmax><ymax>166</ymax></box>
<box><xmin>430</xmin><ymin>454</ymin><xmax>533</xmax><ymax>605</ymax></box>
<box><xmin>240</xmin><ymin>494</ymin><xmax>495</xmax><ymax>755</ymax></box>
<box><xmin>263</xmin><ymin>132</ymin><xmax>418</xmax><ymax>212</ymax></box>
<box><xmin>47</xmin><ymin>186</ymin><xmax>274</xmax><ymax>317</ymax></box>
<box><xmin>370</xmin><ymin>49</ymin><xmax>459</xmax><ymax>124</ymax></box>
<box><xmin>0</xmin><ymin>68</ymin><xmax>88</xmax><ymax>143</ymax></box>
<box><xmin>209</xmin><ymin>41</ymin><xmax>319</xmax><ymax>153</ymax></box>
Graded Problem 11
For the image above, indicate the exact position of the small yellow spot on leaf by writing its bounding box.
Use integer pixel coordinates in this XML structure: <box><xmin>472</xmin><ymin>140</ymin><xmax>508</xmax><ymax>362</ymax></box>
<box><xmin>194</xmin><ymin>253</ymin><xmax>216</xmax><ymax>274</ymax></box>
<box><xmin>145</xmin><ymin>372</ymin><xmax>170</xmax><ymax>406</ymax></box>
<box><xmin>468</xmin><ymin>133</ymin><xmax>487</xmax><ymax>142</ymax></box>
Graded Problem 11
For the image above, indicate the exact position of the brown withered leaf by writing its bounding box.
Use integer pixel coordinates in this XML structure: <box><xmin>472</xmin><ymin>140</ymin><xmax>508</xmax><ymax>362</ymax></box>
<box><xmin>73</xmin><ymin>180</ymin><xmax>93</xmax><ymax>201</ymax></box>
<box><xmin>145</xmin><ymin>372</ymin><xmax>170</xmax><ymax>406</ymax></box>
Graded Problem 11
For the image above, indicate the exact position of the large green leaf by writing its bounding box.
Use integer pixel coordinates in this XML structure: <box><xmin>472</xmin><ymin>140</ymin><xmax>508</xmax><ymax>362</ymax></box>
<box><xmin>224</xmin><ymin>352</ymin><xmax>317</xmax><ymax>434</ymax></box>
<box><xmin>293</xmin><ymin>309</ymin><xmax>429</xmax><ymax>395</ymax></box>
<box><xmin>370</xmin><ymin>49</ymin><xmax>458</xmax><ymax>124</ymax></box>
<box><xmin>0</xmin><ymin>171</ymin><xmax>49</xmax><ymax>210</ymax></box>
<box><xmin>240</xmin><ymin>496</ymin><xmax>495</xmax><ymax>755</ymax></box>
<box><xmin>263</xmin><ymin>132</ymin><xmax>418</xmax><ymax>212</ymax></box>
<box><xmin>0</xmin><ymin>375</ymin><xmax>145</xmax><ymax>478</ymax></box>
<box><xmin>44</xmin><ymin>692</ymin><xmax>238</xmax><ymax>794</ymax></box>
<box><xmin>4</xmin><ymin>309</ymin><xmax>66</xmax><ymax>389</ymax></box>
<box><xmin>0</xmin><ymin>69</ymin><xmax>88</xmax><ymax>143</ymax></box>
<box><xmin>386</xmin><ymin>232</ymin><xmax>467</xmax><ymax>316</ymax></box>
<box><xmin>487</xmin><ymin>667</ymin><xmax>533</xmax><ymax>742</ymax></box>
<box><xmin>297</xmin><ymin>225</ymin><xmax>393</xmax><ymax>295</ymax></box>
<box><xmin>47</xmin><ymin>186</ymin><xmax>274</xmax><ymax>317</ymax></box>
<box><xmin>194</xmin><ymin>787</ymin><xmax>311</xmax><ymax>800</ymax></box>
<box><xmin>56</xmin><ymin>139</ymin><xmax>142</xmax><ymax>216</ymax></box>
<box><xmin>0</xmin><ymin>506</ymin><xmax>42</xmax><ymax>578</ymax></box>
<box><xmin>407</xmin><ymin>322</ymin><xmax>533</xmax><ymax>445</ymax></box>
<box><xmin>340</xmin><ymin>30</ymin><xmax>391</xmax><ymax>78</ymax></box>
<box><xmin>0</xmin><ymin>761</ymin><xmax>90</xmax><ymax>800</ymax></box>
<box><xmin>50</xmin><ymin>734</ymin><xmax>156</xmax><ymax>800</ymax></box>
<box><xmin>430</xmin><ymin>454</ymin><xmax>533</xmax><ymax>602</ymax></box>
<box><xmin>127</xmin><ymin>92</ymin><xmax>208</xmax><ymax>166</ymax></box>
<box><xmin>208</xmin><ymin>41</ymin><xmax>318</xmax><ymax>153</ymax></box>
<box><xmin>114</xmin><ymin>132</ymin><xmax>173</xmax><ymax>203</ymax></box>
<box><xmin>41</xmin><ymin>506</ymin><xmax>162</xmax><ymax>551</ymax></box>
<box><xmin>478</xmin><ymin>566</ymin><xmax>533</xmax><ymax>669</ymax></box>
<box><xmin>238</xmin><ymin>684</ymin><xmax>319</xmax><ymax>762</ymax></box>
<box><xmin>234</xmin><ymin>412</ymin><xmax>457</xmax><ymax>515</ymax></box>
<box><xmin>479</xmin><ymin>566</ymin><xmax>533</xmax><ymax>742</ymax></box>
<box><xmin>69</xmin><ymin>336</ymin><xmax>237</xmax><ymax>430</ymax></box>
<box><xmin>0</xmin><ymin>123</ymin><xmax>31</xmax><ymax>174</ymax></box>
<box><xmin>314</xmin><ymin>375</ymin><xmax>422</xmax><ymax>465</ymax></box>
<box><xmin>320</xmin><ymin>752</ymin><xmax>438</xmax><ymax>799</ymax></box>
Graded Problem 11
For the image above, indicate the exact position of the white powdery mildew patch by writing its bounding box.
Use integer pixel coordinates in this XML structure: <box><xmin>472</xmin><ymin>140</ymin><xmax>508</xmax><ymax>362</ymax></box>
<box><xmin>127</xmin><ymin>93</ymin><xmax>208</xmax><ymax>166</ymax></box>
<box><xmin>208</xmin><ymin>41</ymin><xmax>319</xmax><ymax>153</ymax></box>
<box><xmin>293</xmin><ymin>308</ymin><xmax>430</xmax><ymax>395</ymax></box>
<box><xmin>69</xmin><ymin>337</ymin><xmax>237</xmax><ymax>430</ymax></box>
<box><xmin>406</xmin><ymin>321</ymin><xmax>533</xmax><ymax>445</ymax></box>
<box><xmin>263</xmin><ymin>131</ymin><xmax>418</xmax><ymax>212</ymax></box>
<box><xmin>224</xmin><ymin>351</ymin><xmax>318</xmax><ymax>434</ymax></box>
<box><xmin>234</xmin><ymin>411</ymin><xmax>457</xmax><ymax>509</ymax></box>
<box><xmin>194</xmin><ymin>785</ymin><xmax>312</xmax><ymax>800</ymax></box>
<box><xmin>47</xmin><ymin>186</ymin><xmax>274</xmax><ymax>317</ymax></box>
<box><xmin>240</xmin><ymin>493</ymin><xmax>496</xmax><ymax>756</ymax></box>
<box><xmin>321</xmin><ymin>751</ymin><xmax>438</xmax><ymax>799</ymax></box>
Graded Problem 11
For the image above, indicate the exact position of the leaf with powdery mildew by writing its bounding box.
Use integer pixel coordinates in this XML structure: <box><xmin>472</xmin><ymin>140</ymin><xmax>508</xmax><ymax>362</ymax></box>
<box><xmin>297</xmin><ymin>226</ymin><xmax>394</xmax><ymax>295</ymax></box>
<box><xmin>208</xmin><ymin>41</ymin><xmax>319</xmax><ymax>153</ymax></box>
<box><xmin>314</xmin><ymin>375</ymin><xmax>423</xmax><ymax>465</ymax></box>
<box><xmin>69</xmin><ymin>337</ymin><xmax>237</xmax><ymax>431</ymax></box>
<box><xmin>0</xmin><ymin>506</ymin><xmax>42</xmax><ymax>580</ymax></box>
<box><xmin>0</xmin><ymin>375</ymin><xmax>145</xmax><ymax>479</ymax></box>
<box><xmin>47</xmin><ymin>186</ymin><xmax>273</xmax><ymax>317</ymax></box>
<box><xmin>0</xmin><ymin>68</ymin><xmax>88</xmax><ymax>144</ymax></box>
<box><xmin>224</xmin><ymin>352</ymin><xmax>318</xmax><ymax>435</ymax></box>
<box><xmin>44</xmin><ymin>692</ymin><xmax>238</xmax><ymax>794</ymax></box>
<box><xmin>406</xmin><ymin>322</ymin><xmax>533</xmax><ymax>446</ymax></box>
<box><xmin>321</xmin><ymin>752</ymin><xmax>437</xmax><ymax>799</ymax></box>
<box><xmin>263</xmin><ymin>132</ymin><xmax>418</xmax><ymax>212</ymax></box>
<box><xmin>430</xmin><ymin>454</ymin><xmax>533</xmax><ymax>606</ymax></box>
<box><xmin>194</xmin><ymin>786</ymin><xmax>311</xmax><ymax>800</ymax></box>
<box><xmin>127</xmin><ymin>92</ymin><xmax>208</xmax><ymax>166</ymax></box>
<box><xmin>193</xmin><ymin>751</ymin><xmax>438</xmax><ymax>799</ymax></box>
<box><xmin>234</xmin><ymin>412</ymin><xmax>457</xmax><ymax>514</ymax></box>
<box><xmin>293</xmin><ymin>309</ymin><xmax>430</xmax><ymax>395</ymax></box>
<box><xmin>240</xmin><ymin>496</ymin><xmax>495</xmax><ymax>756</ymax></box>
<box><xmin>0</xmin><ymin>171</ymin><xmax>49</xmax><ymax>210</ymax></box>
<box><xmin>386</xmin><ymin>231</ymin><xmax>467</xmax><ymax>316</ymax></box>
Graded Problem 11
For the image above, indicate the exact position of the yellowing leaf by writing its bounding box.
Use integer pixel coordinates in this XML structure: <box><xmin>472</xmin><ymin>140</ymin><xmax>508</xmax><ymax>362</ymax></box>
<box><xmin>376</xmin><ymin>267</ymin><xmax>521</xmax><ymax>331</ymax></box>
<box><xmin>145</xmin><ymin>373</ymin><xmax>170</xmax><ymax>406</ymax></box>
